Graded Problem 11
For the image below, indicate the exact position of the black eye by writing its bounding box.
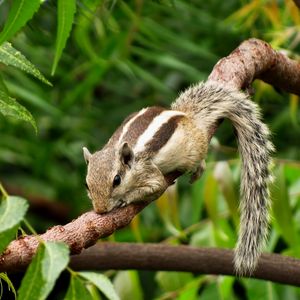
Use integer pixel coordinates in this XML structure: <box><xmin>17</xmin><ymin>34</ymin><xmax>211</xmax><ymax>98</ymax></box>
<box><xmin>85</xmin><ymin>183</ymin><xmax>89</xmax><ymax>191</ymax></box>
<box><xmin>113</xmin><ymin>174</ymin><xmax>121</xmax><ymax>187</ymax></box>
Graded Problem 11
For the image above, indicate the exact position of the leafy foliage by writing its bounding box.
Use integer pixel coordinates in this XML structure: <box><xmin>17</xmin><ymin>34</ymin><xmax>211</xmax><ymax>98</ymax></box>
<box><xmin>0</xmin><ymin>42</ymin><xmax>51</xmax><ymax>85</ymax></box>
<box><xmin>18</xmin><ymin>242</ymin><xmax>69</xmax><ymax>300</ymax></box>
<box><xmin>0</xmin><ymin>90</ymin><xmax>36</xmax><ymax>132</ymax></box>
<box><xmin>79</xmin><ymin>272</ymin><xmax>120</xmax><ymax>300</ymax></box>
<box><xmin>0</xmin><ymin>0</ymin><xmax>41</xmax><ymax>45</ymax></box>
<box><xmin>0</xmin><ymin>0</ymin><xmax>299</xmax><ymax>299</ymax></box>
<box><xmin>52</xmin><ymin>0</ymin><xmax>77</xmax><ymax>75</ymax></box>
<box><xmin>64</xmin><ymin>275</ymin><xmax>93</xmax><ymax>300</ymax></box>
<box><xmin>0</xmin><ymin>195</ymin><xmax>28</xmax><ymax>253</ymax></box>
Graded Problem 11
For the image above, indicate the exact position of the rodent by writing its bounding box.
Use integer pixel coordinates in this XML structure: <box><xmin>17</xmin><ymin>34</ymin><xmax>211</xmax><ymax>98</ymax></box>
<box><xmin>83</xmin><ymin>81</ymin><xmax>273</xmax><ymax>275</ymax></box>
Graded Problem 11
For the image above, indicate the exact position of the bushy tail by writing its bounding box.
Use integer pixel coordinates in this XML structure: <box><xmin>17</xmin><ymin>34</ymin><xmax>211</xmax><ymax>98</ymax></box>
<box><xmin>172</xmin><ymin>81</ymin><xmax>274</xmax><ymax>275</ymax></box>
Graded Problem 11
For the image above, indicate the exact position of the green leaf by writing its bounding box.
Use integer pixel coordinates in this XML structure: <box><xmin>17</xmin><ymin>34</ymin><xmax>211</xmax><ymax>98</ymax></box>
<box><xmin>200</xmin><ymin>282</ymin><xmax>221</xmax><ymax>300</ymax></box>
<box><xmin>113</xmin><ymin>271</ymin><xmax>143</xmax><ymax>300</ymax></box>
<box><xmin>0</xmin><ymin>272</ymin><xmax>17</xmax><ymax>299</ymax></box>
<box><xmin>0</xmin><ymin>42</ymin><xmax>51</xmax><ymax>86</ymax></box>
<box><xmin>79</xmin><ymin>272</ymin><xmax>120</xmax><ymax>300</ymax></box>
<box><xmin>18</xmin><ymin>242</ymin><xmax>70</xmax><ymax>300</ymax></box>
<box><xmin>51</xmin><ymin>0</ymin><xmax>77</xmax><ymax>75</ymax></box>
<box><xmin>203</xmin><ymin>171</ymin><xmax>219</xmax><ymax>225</ymax></box>
<box><xmin>0</xmin><ymin>74</ymin><xmax>8</xmax><ymax>93</ymax></box>
<box><xmin>271</xmin><ymin>165</ymin><xmax>300</xmax><ymax>247</ymax></box>
<box><xmin>127</xmin><ymin>60</ymin><xmax>172</xmax><ymax>94</ymax></box>
<box><xmin>0</xmin><ymin>196</ymin><xmax>28</xmax><ymax>253</ymax></box>
<box><xmin>0</xmin><ymin>0</ymin><xmax>41</xmax><ymax>45</ymax></box>
<box><xmin>64</xmin><ymin>275</ymin><xmax>93</xmax><ymax>300</ymax></box>
<box><xmin>0</xmin><ymin>90</ymin><xmax>37</xmax><ymax>132</ymax></box>
<box><xmin>213</xmin><ymin>162</ymin><xmax>239</xmax><ymax>227</ymax></box>
<box><xmin>244</xmin><ymin>279</ymin><xmax>277</xmax><ymax>300</ymax></box>
<box><xmin>155</xmin><ymin>272</ymin><xmax>193</xmax><ymax>292</ymax></box>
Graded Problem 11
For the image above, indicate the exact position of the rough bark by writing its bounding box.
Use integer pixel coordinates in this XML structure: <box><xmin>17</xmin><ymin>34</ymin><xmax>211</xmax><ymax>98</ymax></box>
<box><xmin>1</xmin><ymin>38</ymin><xmax>300</xmax><ymax>285</ymax></box>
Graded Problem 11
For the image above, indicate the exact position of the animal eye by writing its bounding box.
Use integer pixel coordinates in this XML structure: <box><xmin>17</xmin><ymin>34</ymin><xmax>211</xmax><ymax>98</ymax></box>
<box><xmin>85</xmin><ymin>183</ymin><xmax>89</xmax><ymax>191</ymax></box>
<box><xmin>113</xmin><ymin>174</ymin><xmax>121</xmax><ymax>187</ymax></box>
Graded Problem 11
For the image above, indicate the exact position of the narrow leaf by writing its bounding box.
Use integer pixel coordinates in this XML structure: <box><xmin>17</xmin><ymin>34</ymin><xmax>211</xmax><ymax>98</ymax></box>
<box><xmin>0</xmin><ymin>74</ymin><xmax>8</xmax><ymax>93</ymax></box>
<box><xmin>0</xmin><ymin>196</ymin><xmax>28</xmax><ymax>253</ymax></box>
<box><xmin>0</xmin><ymin>0</ymin><xmax>41</xmax><ymax>45</ymax></box>
<box><xmin>0</xmin><ymin>90</ymin><xmax>37</xmax><ymax>132</ymax></box>
<box><xmin>18</xmin><ymin>242</ymin><xmax>70</xmax><ymax>300</ymax></box>
<box><xmin>271</xmin><ymin>166</ymin><xmax>299</xmax><ymax>247</ymax></box>
<box><xmin>0</xmin><ymin>273</ymin><xmax>17</xmax><ymax>299</ymax></box>
<box><xmin>0</xmin><ymin>42</ymin><xmax>51</xmax><ymax>85</ymax></box>
<box><xmin>79</xmin><ymin>272</ymin><xmax>120</xmax><ymax>300</ymax></box>
<box><xmin>64</xmin><ymin>275</ymin><xmax>93</xmax><ymax>300</ymax></box>
<box><xmin>52</xmin><ymin>0</ymin><xmax>77</xmax><ymax>75</ymax></box>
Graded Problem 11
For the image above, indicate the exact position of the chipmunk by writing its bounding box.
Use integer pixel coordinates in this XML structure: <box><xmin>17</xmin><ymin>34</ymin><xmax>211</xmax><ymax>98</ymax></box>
<box><xmin>83</xmin><ymin>81</ymin><xmax>273</xmax><ymax>275</ymax></box>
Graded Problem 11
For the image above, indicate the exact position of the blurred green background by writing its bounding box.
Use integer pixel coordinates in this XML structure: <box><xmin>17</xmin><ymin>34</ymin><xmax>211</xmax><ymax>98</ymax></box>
<box><xmin>0</xmin><ymin>0</ymin><xmax>300</xmax><ymax>299</ymax></box>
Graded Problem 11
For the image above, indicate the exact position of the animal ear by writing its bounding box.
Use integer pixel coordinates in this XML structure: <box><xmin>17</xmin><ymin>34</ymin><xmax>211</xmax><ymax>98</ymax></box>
<box><xmin>120</xmin><ymin>142</ymin><xmax>134</xmax><ymax>167</ymax></box>
<box><xmin>83</xmin><ymin>147</ymin><xmax>91</xmax><ymax>164</ymax></box>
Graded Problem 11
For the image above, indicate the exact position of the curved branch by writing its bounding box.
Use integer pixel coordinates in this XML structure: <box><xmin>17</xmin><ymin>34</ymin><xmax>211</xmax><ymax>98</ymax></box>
<box><xmin>208</xmin><ymin>38</ymin><xmax>300</xmax><ymax>95</ymax></box>
<box><xmin>1</xmin><ymin>39</ymin><xmax>300</xmax><ymax>285</ymax></box>
<box><xmin>70</xmin><ymin>243</ymin><xmax>300</xmax><ymax>286</ymax></box>
<box><xmin>0</xmin><ymin>204</ymin><xmax>146</xmax><ymax>273</ymax></box>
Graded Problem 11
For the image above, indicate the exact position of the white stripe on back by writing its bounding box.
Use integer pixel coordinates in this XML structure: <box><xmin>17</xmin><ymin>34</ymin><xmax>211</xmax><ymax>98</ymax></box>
<box><xmin>134</xmin><ymin>110</ymin><xmax>185</xmax><ymax>153</ymax></box>
<box><xmin>117</xmin><ymin>108</ymin><xmax>148</xmax><ymax>145</ymax></box>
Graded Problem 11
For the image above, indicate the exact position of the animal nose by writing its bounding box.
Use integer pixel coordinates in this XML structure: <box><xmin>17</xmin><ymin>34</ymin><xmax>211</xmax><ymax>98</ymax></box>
<box><xmin>93</xmin><ymin>201</ymin><xmax>108</xmax><ymax>214</ymax></box>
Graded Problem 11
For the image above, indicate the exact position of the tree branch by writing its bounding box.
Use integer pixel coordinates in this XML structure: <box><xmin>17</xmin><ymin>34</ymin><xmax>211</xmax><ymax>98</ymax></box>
<box><xmin>70</xmin><ymin>243</ymin><xmax>300</xmax><ymax>286</ymax></box>
<box><xmin>208</xmin><ymin>38</ymin><xmax>300</xmax><ymax>95</ymax></box>
<box><xmin>1</xmin><ymin>39</ymin><xmax>300</xmax><ymax>286</ymax></box>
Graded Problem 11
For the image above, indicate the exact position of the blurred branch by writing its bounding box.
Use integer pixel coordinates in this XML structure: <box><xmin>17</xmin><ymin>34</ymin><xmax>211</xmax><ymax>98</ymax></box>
<box><xmin>69</xmin><ymin>243</ymin><xmax>300</xmax><ymax>287</ymax></box>
<box><xmin>4</xmin><ymin>183</ymin><xmax>71</xmax><ymax>223</ymax></box>
<box><xmin>1</xmin><ymin>38</ymin><xmax>300</xmax><ymax>282</ymax></box>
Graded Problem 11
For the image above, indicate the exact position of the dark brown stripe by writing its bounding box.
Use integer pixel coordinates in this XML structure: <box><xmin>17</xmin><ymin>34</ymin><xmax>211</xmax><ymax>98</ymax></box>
<box><xmin>105</xmin><ymin>111</ymin><xmax>138</xmax><ymax>148</ymax></box>
<box><xmin>121</xmin><ymin>106</ymin><xmax>165</xmax><ymax>146</ymax></box>
<box><xmin>145</xmin><ymin>115</ymin><xmax>184</xmax><ymax>153</ymax></box>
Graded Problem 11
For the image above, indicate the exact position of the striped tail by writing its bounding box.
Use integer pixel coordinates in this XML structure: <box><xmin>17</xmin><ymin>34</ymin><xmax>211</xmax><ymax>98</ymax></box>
<box><xmin>172</xmin><ymin>81</ymin><xmax>274</xmax><ymax>275</ymax></box>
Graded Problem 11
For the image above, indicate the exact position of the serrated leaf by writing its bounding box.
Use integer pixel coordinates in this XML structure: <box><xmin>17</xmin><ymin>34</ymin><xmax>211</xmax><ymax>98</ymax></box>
<box><xmin>64</xmin><ymin>275</ymin><xmax>93</xmax><ymax>300</ymax></box>
<box><xmin>0</xmin><ymin>42</ymin><xmax>51</xmax><ymax>85</ymax></box>
<box><xmin>51</xmin><ymin>0</ymin><xmax>77</xmax><ymax>75</ymax></box>
<box><xmin>0</xmin><ymin>90</ymin><xmax>37</xmax><ymax>132</ymax></box>
<box><xmin>18</xmin><ymin>242</ymin><xmax>70</xmax><ymax>300</ymax></box>
<box><xmin>0</xmin><ymin>196</ymin><xmax>28</xmax><ymax>253</ymax></box>
<box><xmin>0</xmin><ymin>0</ymin><xmax>41</xmax><ymax>45</ymax></box>
<box><xmin>79</xmin><ymin>272</ymin><xmax>120</xmax><ymax>300</ymax></box>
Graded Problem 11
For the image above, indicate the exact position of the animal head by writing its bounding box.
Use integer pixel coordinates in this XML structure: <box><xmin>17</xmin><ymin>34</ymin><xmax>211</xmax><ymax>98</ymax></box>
<box><xmin>83</xmin><ymin>142</ymin><xmax>134</xmax><ymax>213</ymax></box>
<box><xmin>83</xmin><ymin>142</ymin><xmax>166</xmax><ymax>213</ymax></box>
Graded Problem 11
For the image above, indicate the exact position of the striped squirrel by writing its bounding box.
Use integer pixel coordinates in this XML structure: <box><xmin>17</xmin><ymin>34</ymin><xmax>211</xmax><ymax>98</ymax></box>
<box><xmin>83</xmin><ymin>81</ymin><xmax>273</xmax><ymax>275</ymax></box>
